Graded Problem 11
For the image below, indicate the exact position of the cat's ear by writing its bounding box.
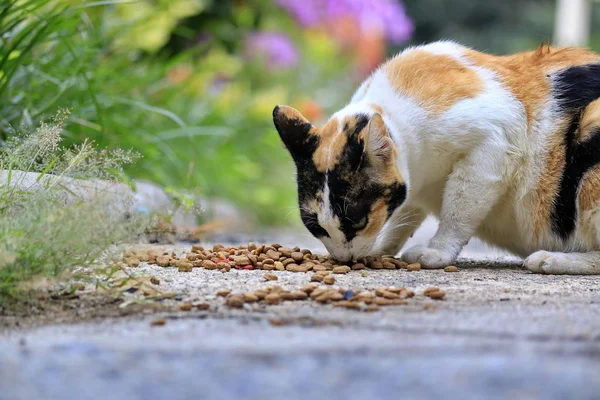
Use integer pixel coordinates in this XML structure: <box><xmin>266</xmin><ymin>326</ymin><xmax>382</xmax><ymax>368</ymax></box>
<box><xmin>273</xmin><ymin>105</ymin><xmax>314</xmax><ymax>158</ymax></box>
<box><xmin>364</xmin><ymin>113</ymin><xmax>394</xmax><ymax>163</ymax></box>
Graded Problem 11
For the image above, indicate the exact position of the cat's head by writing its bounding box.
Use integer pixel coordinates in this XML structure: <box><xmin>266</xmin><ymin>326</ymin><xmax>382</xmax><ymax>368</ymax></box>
<box><xmin>273</xmin><ymin>104</ymin><xmax>407</xmax><ymax>262</ymax></box>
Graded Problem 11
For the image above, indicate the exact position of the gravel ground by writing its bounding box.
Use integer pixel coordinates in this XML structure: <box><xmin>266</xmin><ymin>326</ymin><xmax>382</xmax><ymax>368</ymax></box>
<box><xmin>2</xmin><ymin>217</ymin><xmax>600</xmax><ymax>400</ymax></box>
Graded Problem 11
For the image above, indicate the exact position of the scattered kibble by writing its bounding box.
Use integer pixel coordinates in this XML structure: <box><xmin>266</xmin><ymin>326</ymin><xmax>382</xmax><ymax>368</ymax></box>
<box><xmin>226</xmin><ymin>294</ymin><xmax>244</xmax><ymax>308</ymax></box>
<box><xmin>444</xmin><ymin>266</ymin><xmax>459</xmax><ymax>272</ymax></box>
<box><xmin>264</xmin><ymin>273</ymin><xmax>278</xmax><ymax>281</ymax></box>
<box><xmin>406</xmin><ymin>263</ymin><xmax>421</xmax><ymax>271</ymax></box>
<box><xmin>323</xmin><ymin>275</ymin><xmax>336</xmax><ymax>285</ymax></box>
<box><xmin>150</xmin><ymin>318</ymin><xmax>166</xmax><ymax>326</ymax></box>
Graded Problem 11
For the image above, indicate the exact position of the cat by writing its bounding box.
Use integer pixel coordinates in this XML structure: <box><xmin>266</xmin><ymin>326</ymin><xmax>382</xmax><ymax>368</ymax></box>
<box><xmin>273</xmin><ymin>40</ymin><xmax>600</xmax><ymax>275</ymax></box>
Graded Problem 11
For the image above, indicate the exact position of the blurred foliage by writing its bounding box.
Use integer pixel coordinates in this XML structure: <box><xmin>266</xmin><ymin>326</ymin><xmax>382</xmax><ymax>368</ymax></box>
<box><xmin>0</xmin><ymin>0</ymin><xmax>361</xmax><ymax>226</ymax></box>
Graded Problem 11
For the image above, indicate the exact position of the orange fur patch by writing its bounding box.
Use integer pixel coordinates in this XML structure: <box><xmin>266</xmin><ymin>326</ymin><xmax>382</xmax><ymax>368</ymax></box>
<box><xmin>362</xmin><ymin>198</ymin><xmax>388</xmax><ymax>237</ymax></box>
<box><xmin>312</xmin><ymin>119</ymin><xmax>342</xmax><ymax>173</ymax></box>
<box><xmin>465</xmin><ymin>46</ymin><xmax>600</xmax><ymax>126</ymax></box>
<box><xmin>531</xmin><ymin>119</ymin><xmax>570</xmax><ymax>239</ymax></box>
<box><xmin>384</xmin><ymin>50</ymin><xmax>483</xmax><ymax>115</ymax></box>
<box><xmin>579</xmin><ymin>98</ymin><xmax>600</xmax><ymax>142</ymax></box>
<box><xmin>578</xmin><ymin>166</ymin><xmax>600</xmax><ymax>214</ymax></box>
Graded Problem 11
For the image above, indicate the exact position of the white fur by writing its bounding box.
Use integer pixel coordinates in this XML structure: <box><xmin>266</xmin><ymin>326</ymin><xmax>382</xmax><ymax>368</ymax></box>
<box><xmin>314</xmin><ymin>40</ymin><xmax>600</xmax><ymax>273</ymax></box>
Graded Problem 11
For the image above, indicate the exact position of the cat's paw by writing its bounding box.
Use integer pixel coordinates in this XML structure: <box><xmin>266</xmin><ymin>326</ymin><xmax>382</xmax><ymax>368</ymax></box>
<box><xmin>523</xmin><ymin>251</ymin><xmax>581</xmax><ymax>274</ymax></box>
<box><xmin>401</xmin><ymin>245</ymin><xmax>454</xmax><ymax>269</ymax></box>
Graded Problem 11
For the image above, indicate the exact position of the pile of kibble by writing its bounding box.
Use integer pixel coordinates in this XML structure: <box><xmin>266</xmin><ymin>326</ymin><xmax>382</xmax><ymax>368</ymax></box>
<box><xmin>123</xmin><ymin>242</ymin><xmax>459</xmax><ymax>273</ymax></box>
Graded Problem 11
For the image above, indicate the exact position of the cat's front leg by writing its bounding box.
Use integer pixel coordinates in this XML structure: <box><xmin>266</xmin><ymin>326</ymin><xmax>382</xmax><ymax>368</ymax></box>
<box><xmin>373</xmin><ymin>206</ymin><xmax>426</xmax><ymax>256</ymax></box>
<box><xmin>402</xmin><ymin>141</ymin><xmax>507</xmax><ymax>268</ymax></box>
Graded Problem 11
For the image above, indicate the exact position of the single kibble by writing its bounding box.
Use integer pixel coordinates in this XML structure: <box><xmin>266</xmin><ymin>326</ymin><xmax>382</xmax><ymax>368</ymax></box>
<box><xmin>315</xmin><ymin>270</ymin><xmax>330</xmax><ymax>276</ymax></box>
<box><xmin>180</xmin><ymin>303</ymin><xmax>193</xmax><ymax>311</ymax></box>
<box><xmin>202</xmin><ymin>260</ymin><xmax>218</xmax><ymax>270</ymax></box>
<box><xmin>282</xmin><ymin>258</ymin><xmax>296</xmax><ymax>267</ymax></box>
<box><xmin>248</xmin><ymin>242</ymin><xmax>257</xmax><ymax>251</ymax></box>
<box><xmin>280</xmin><ymin>292</ymin><xmax>295</xmax><ymax>301</ymax></box>
<box><xmin>271</xmin><ymin>243</ymin><xmax>283</xmax><ymax>249</ymax></box>
<box><xmin>217</xmin><ymin>289</ymin><xmax>231</xmax><ymax>297</ymax></box>
<box><xmin>192</xmin><ymin>244</ymin><xmax>204</xmax><ymax>253</ymax></box>
<box><xmin>351</xmin><ymin>263</ymin><xmax>366</xmax><ymax>270</ymax></box>
<box><xmin>334</xmin><ymin>301</ymin><xmax>362</xmax><ymax>310</ymax></box>
<box><xmin>301</xmin><ymin>283</ymin><xmax>319</xmax><ymax>294</ymax></box>
<box><xmin>226</xmin><ymin>294</ymin><xmax>244</xmax><ymax>308</ymax></box>
<box><xmin>266</xmin><ymin>249</ymin><xmax>281</xmax><ymax>260</ymax></box>
<box><xmin>279</xmin><ymin>247</ymin><xmax>293</xmax><ymax>257</ymax></box>
<box><xmin>399</xmin><ymin>289</ymin><xmax>415</xmax><ymax>298</ymax></box>
<box><xmin>313</xmin><ymin>265</ymin><xmax>328</xmax><ymax>272</ymax></box>
<box><xmin>151</xmin><ymin>318</ymin><xmax>166</xmax><ymax>326</ymax></box>
<box><xmin>323</xmin><ymin>275</ymin><xmax>336</xmax><ymax>285</ymax></box>
<box><xmin>291</xmin><ymin>252</ymin><xmax>305</xmax><ymax>262</ymax></box>
<box><xmin>269</xmin><ymin>318</ymin><xmax>285</xmax><ymax>326</ymax></box>
<box><xmin>197</xmin><ymin>303</ymin><xmax>210</xmax><ymax>310</ymax></box>
<box><xmin>382</xmin><ymin>262</ymin><xmax>396</xmax><ymax>269</ymax></box>
<box><xmin>364</xmin><ymin>305</ymin><xmax>380</xmax><ymax>312</ymax></box>
<box><xmin>265</xmin><ymin>293</ymin><xmax>281</xmax><ymax>305</ymax></box>
<box><xmin>311</xmin><ymin>274</ymin><xmax>324</xmax><ymax>282</ymax></box>
<box><xmin>248</xmin><ymin>254</ymin><xmax>258</xmax><ymax>266</ymax></box>
<box><xmin>423</xmin><ymin>287</ymin><xmax>440</xmax><ymax>296</ymax></box>
<box><xmin>262</xmin><ymin>263</ymin><xmax>275</xmax><ymax>271</ymax></box>
<box><xmin>243</xmin><ymin>293</ymin><xmax>259</xmax><ymax>303</ymax></box>
<box><xmin>264</xmin><ymin>273</ymin><xmax>278</xmax><ymax>281</ymax></box>
<box><xmin>255</xmin><ymin>244</ymin><xmax>265</xmax><ymax>254</ymax></box>
<box><xmin>254</xmin><ymin>290</ymin><xmax>268</xmax><ymax>300</ymax></box>
<box><xmin>333</xmin><ymin>266</ymin><xmax>351</xmax><ymax>274</ymax></box>
<box><xmin>375</xmin><ymin>298</ymin><xmax>408</xmax><ymax>306</ymax></box>
<box><xmin>232</xmin><ymin>255</ymin><xmax>250</xmax><ymax>266</ymax></box>
<box><xmin>370</xmin><ymin>261</ymin><xmax>383</xmax><ymax>269</ymax></box>
<box><xmin>287</xmin><ymin>264</ymin><xmax>309</xmax><ymax>273</ymax></box>
<box><xmin>178</xmin><ymin>262</ymin><xmax>193</xmax><ymax>272</ymax></box>
<box><xmin>329</xmin><ymin>292</ymin><xmax>344</xmax><ymax>301</ymax></box>
<box><xmin>406</xmin><ymin>263</ymin><xmax>421</xmax><ymax>271</ymax></box>
<box><xmin>274</xmin><ymin>261</ymin><xmax>285</xmax><ymax>271</ymax></box>
<box><xmin>125</xmin><ymin>257</ymin><xmax>140</xmax><ymax>267</ymax></box>
<box><xmin>444</xmin><ymin>266</ymin><xmax>459</xmax><ymax>272</ymax></box>
<box><xmin>150</xmin><ymin>277</ymin><xmax>160</xmax><ymax>285</ymax></box>
<box><xmin>186</xmin><ymin>253</ymin><xmax>199</xmax><ymax>262</ymax></box>
<box><xmin>292</xmin><ymin>291</ymin><xmax>308</xmax><ymax>300</ymax></box>
<box><xmin>310</xmin><ymin>288</ymin><xmax>329</xmax><ymax>300</ymax></box>
<box><xmin>427</xmin><ymin>290</ymin><xmax>446</xmax><ymax>300</ymax></box>
<box><xmin>212</xmin><ymin>244</ymin><xmax>225</xmax><ymax>252</ymax></box>
<box><xmin>382</xmin><ymin>291</ymin><xmax>400</xmax><ymax>299</ymax></box>
<box><xmin>221</xmin><ymin>264</ymin><xmax>231</xmax><ymax>272</ymax></box>
<box><xmin>156</xmin><ymin>256</ymin><xmax>170</xmax><ymax>267</ymax></box>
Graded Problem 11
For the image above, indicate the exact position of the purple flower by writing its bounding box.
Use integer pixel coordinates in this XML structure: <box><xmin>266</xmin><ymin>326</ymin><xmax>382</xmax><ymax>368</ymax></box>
<box><xmin>245</xmin><ymin>32</ymin><xmax>299</xmax><ymax>69</ymax></box>
<box><xmin>277</xmin><ymin>0</ymin><xmax>413</xmax><ymax>44</ymax></box>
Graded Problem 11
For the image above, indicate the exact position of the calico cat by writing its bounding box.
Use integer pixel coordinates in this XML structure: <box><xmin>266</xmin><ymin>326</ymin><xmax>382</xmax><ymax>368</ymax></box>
<box><xmin>273</xmin><ymin>40</ymin><xmax>600</xmax><ymax>275</ymax></box>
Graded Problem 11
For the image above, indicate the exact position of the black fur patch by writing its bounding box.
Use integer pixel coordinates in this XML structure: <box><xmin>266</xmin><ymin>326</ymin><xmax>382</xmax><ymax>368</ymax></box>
<box><xmin>550</xmin><ymin>64</ymin><xmax>600</xmax><ymax>239</ymax></box>
<box><xmin>327</xmin><ymin>115</ymin><xmax>406</xmax><ymax>241</ymax></box>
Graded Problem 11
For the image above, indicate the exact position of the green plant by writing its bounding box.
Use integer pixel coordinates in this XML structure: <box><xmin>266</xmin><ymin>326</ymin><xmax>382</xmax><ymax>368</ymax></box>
<box><xmin>0</xmin><ymin>111</ymin><xmax>147</xmax><ymax>298</ymax></box>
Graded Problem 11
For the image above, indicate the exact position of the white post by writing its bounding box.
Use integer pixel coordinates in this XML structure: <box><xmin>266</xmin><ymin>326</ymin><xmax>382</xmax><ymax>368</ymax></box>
<box><xmin>554</xmin><ymin>0</ymin><xmax>591</xmax><ymax>46</ymax></box>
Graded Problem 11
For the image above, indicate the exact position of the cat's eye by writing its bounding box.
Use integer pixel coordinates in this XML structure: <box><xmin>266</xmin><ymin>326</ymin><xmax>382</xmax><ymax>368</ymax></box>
<box><xmin>352</xmin><ymin>216</ymin><xmax>368</xmax><ymax>230</ymax></box>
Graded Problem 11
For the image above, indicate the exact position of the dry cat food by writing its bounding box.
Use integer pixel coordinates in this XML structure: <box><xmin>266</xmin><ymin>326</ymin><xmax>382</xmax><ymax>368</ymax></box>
<box><xmin>423</xmin><ymin>287</ymin><xmax>446</xmax><ymax>300</ymax></box>
<box><xmin>444</xmin><ymin>266</ymin><xmax>459</xmax><ymax>272</ymax></box>
<box><xmin>219</xmin><ymin>284</ymin><xmax>437</xmax><ymax>312</ymax></box>
<box><xmin>127</xmin><ymin>243</ymin><xmax>427</xmax><ymax>274</ymax></box>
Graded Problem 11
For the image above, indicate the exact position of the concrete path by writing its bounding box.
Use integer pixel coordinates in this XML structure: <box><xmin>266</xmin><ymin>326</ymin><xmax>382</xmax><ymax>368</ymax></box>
<box><xmin>2</xmin><ymin>218</ymin><xmax>600</xmax><ymax>400</ymax></box>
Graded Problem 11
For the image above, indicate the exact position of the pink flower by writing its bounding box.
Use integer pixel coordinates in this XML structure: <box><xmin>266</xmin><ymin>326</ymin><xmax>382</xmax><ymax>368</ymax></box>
<box><xmin>277</xmin><ymin>0</ymin><xmax>413</xmax><ymax>44</ymax></box>
<box><xmin>245</xmin><ymin>32</ymin><xmax>299</xmax><ymax>69</ymax></box>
